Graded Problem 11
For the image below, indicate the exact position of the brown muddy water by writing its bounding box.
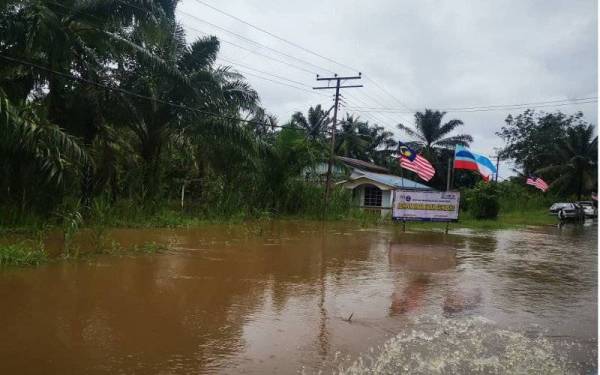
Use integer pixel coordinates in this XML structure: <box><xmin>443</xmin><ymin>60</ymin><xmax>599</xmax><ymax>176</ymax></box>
<box><xmin>0</xmin><ymin>221</ymin><xmax>597</xmax><ymax>374</ymax></box>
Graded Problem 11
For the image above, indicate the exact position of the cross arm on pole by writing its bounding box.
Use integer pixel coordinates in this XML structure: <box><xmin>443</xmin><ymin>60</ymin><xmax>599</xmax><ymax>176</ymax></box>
<box><xmin>313</xmin><ymin>85</ymin><xmax>363</xmax><ymax>89</ymax></box>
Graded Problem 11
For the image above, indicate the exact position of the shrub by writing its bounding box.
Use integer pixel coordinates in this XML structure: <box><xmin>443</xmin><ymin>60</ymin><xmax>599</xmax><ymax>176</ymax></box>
<box><xmin>465</xmin><ymin>181</ymin><xmax>500</xmax><ymax>219</ymax></box>
<box><xmin>0</xmin><ymin>243</ymin><xmax>48</xmax><ymax>267</ymax></box>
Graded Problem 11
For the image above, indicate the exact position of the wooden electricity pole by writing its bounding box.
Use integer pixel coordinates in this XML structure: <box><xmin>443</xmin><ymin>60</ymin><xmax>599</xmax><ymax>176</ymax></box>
<box><xmin>313</xmin><ymin>73</ymin><xmax>362</xmax><ymax>202</ymax></box>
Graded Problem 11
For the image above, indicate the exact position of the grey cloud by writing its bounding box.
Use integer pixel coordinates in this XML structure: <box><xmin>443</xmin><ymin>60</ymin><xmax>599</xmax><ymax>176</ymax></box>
<box><xmin>179</xmin><ymin>0</ymin><xmax>597</xmax><ymax>167</ymax></box>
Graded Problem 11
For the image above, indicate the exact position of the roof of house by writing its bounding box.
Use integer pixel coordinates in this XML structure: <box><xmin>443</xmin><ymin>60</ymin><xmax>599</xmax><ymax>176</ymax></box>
<box><xmin>340</xmin><ymin>169</ymin><xmax>434</xmax><ymax>190</ymax></box>
<box><xmin>335</xmin><ymin>156</ymin><xmax>390</xmax><ymax>174</ymax></box>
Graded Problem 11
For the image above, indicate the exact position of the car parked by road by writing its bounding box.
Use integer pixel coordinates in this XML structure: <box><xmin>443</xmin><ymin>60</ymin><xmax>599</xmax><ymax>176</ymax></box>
<box><xmin>576</xmin><ymin>201</ymin><xmax>598</xmax><ymax>218</ymax></box>
<box><xmin>549</xmin><ymin>202</ymin><xmax>585</xmax><ymax>221</ymax></box>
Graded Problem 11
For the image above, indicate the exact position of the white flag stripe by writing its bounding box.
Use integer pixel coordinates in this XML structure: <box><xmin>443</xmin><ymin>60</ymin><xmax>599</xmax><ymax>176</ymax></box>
<box><xmin>527</xmin><ymin>177</ymin><xmax>548</xmax><ymax>192</ymax></box>
<box><xmin>399</xmin><ymin>155</ymin><xmax>435</xmax><ymax>181</ymax></box>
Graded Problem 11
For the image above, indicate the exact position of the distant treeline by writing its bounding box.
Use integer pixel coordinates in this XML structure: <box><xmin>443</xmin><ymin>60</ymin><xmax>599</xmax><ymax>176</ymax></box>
<box><xmin>0</xmin><ymin>1</ymin><xmax>596</xmax><ymax>227</ymax></box>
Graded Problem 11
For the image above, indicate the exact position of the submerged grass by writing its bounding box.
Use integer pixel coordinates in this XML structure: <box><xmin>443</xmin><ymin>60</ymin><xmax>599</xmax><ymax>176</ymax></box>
<box><xmin>0</xmin><ymin>194</ymin><xmax>561</xmax><ymax>268</ymax></box>
<box><xmin>389</xmin><ymin>209</ymin><xmax>557</xmax><ymax>232</ymax></box>
<box><xmin>0</xmin><ymin>243</ymin><xmax>48</xmax><ymax>267</ymax></box>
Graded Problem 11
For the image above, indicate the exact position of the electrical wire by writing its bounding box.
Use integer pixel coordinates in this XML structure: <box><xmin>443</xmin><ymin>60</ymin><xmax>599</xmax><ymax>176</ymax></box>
<box><xmin>191</xmin><ymin>0</ymin><xmax>359</xmax><ymax>74</ymax></box>
<box><xmin>345</xmin><ymin>96</ymin><xmax>598</xmax><ymax>112</ymax></box>
<box><xmin>345</xmin><ymin>98</ymin><xmax>598</xmax><ymax>113</ymax></box>
<box><xmin>0</xmin><ymin>54</ymin><xmax>308</xmax><ymax>132</ymax></box>
<box><xmin>176</xmin><ymin>9</ymin><xmax>334</xmax><ymax>75</ymax></box>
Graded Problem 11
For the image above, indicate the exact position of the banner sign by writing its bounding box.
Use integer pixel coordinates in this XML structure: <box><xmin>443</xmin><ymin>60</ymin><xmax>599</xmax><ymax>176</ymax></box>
<box><xmin>393</xmin><ymin>190</ymin><xmax>460</xmax><ymax>222</ymax></box>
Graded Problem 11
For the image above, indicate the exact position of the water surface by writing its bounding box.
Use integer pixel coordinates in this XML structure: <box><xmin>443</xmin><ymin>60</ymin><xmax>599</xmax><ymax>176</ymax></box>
<box><xmin>0</xmin><ymin>221</ymin><xmax>596</xmax><ymax>374</ymax></box>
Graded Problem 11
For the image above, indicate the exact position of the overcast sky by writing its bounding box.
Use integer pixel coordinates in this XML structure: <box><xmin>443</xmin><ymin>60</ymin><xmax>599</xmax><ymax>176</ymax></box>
<box><xmin>178</xmin><ymin>0</ymin><xmax>597</xmax><ymax>177</ymax></box>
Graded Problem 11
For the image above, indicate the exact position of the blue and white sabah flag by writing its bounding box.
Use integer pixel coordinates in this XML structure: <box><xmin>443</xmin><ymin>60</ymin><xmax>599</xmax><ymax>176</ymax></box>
<box><xmin>454</xmin><ymin>145</ymin><xmax>497</xmax><ymax>182</ymax></box>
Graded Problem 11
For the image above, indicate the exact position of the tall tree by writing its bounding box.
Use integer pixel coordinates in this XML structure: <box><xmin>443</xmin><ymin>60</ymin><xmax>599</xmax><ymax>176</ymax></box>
<box><xmin>118</xmin><ymin>20</ymin><xmax>259</xmax><ymax>196</ymax></box>
<box><xmin>0</xmin><ymin>0</ymin><xmax>178</xmax><ymax>206</ymax></box>
<box><xmin>290</xmin><ymin>104</ymin><xmax>332</xmax><ymax>141</ymax></box>
<box><xmin>537</xmin><ymin>124</ymin><xmax>597</xmax><ymax>199</ymax></box>
<box><xmin>397</xmin><ymin>109</ymin><xmax>472</xmax><ymax>189</ymax></box>
<box><xmin>397</xmin><ymin>109</ymin><xmax>472</xmax><ymax>152</ymax></box>
<box><xmin>496</xmin><ymin>109</ymin><xmax>589</xmax><ymax>175</ymax></box>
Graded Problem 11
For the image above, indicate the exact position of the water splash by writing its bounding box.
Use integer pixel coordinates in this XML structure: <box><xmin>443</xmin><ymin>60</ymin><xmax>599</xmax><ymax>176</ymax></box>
<box><xmin>336</xmin><ymin>316</ymin><xmax>579</xmax><ymax>375</ymax></box>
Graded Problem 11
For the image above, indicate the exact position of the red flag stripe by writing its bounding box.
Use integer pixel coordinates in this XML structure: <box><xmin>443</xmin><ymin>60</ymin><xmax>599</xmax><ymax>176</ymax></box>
<box><xmin>399</xmin><ymin>155</ymin><xmax>435</xmax><ymax>181</ymax></box>
<box><xmin>527</xmin><ymin>177</ymin><xmax>549</xmax><ymax>192</ymax></box>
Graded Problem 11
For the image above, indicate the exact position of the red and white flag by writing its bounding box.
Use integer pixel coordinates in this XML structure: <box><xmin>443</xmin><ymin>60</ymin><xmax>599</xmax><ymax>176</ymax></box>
<box><xmin>399</xmin><ymin>154</ymin><xmax>436</xmax><ymax>181</ymax></box>
<box><xmin>526</xmin><ymin>176</ymin><xmax>549</xmax><ymax>192</ymax></box>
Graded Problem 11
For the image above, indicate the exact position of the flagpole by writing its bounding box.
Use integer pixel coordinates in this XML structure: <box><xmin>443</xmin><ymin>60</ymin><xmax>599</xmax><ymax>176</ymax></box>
<box><xmin>445</xmin><ymin>149</ymin><xmax>455</xmax><ymax>234</ymax></box>
<box><xmin>400</xmin><ymin>158</ymin><xmax>406</xmax><ymax>232</ymax></box>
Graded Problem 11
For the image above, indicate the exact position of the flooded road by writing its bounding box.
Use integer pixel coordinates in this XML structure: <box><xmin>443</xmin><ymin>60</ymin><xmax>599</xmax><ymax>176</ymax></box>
<box><xmin>0</xmin><ymin>221</ymin><xmax>596</xmax><ymax>374</ymax></box>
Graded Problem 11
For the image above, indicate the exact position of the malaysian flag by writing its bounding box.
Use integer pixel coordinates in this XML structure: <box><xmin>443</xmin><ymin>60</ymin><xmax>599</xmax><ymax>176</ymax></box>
<box><xmin>398</xmin><ymin>142</ymin><xmax>435</xmax><ymax>181</ymax></box>
<box><xmin>526</xmin><ymin>176</ymin><xmax>549</xmax><ymax>192</ymax></box>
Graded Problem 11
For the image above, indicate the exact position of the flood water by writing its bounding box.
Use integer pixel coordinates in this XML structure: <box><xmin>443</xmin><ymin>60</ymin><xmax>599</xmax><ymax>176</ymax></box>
<box><xmin>0</xmin><ymin>221</ymin><xmax>597</xmax><ymax>374</ymax></box>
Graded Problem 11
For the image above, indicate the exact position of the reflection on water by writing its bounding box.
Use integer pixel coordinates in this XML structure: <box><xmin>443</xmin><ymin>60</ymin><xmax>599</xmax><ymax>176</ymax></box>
<box><xmin>388</xmin><ymin>236</ymin><xmax>482</xmax><ymax>317</ymax></box>
<box><xmin>0</xmin><ymin>221</ymin><xmax>596</xmax><ymax>374</ymax></box>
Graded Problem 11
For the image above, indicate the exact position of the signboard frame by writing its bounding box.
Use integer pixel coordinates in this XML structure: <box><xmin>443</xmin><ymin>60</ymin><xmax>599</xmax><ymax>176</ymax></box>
<box><xmin>392</xmin><ymin>190</ymin><xmax>461</xmax><ymax>222</ymax></box>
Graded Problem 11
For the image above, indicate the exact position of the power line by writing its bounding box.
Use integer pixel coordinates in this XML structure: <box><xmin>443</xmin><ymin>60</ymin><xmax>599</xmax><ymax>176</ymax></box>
<box><xmin>357</xmin><ymin>90</ymin><xmax>414</xmax><ymax>124</ymax></box>
<box><xmin>363</xmin><ymin>75</ymin><xmax>414</xmax><ymax>113</ymax></box>
<box><xmin>192</xmin><ymin>0</ymin><xmax>359</xmax><ymax>74</ymax></box>
<box><xmin>228</xmin><ymin>67</ymin><xmax>331</xmax><ymax>97</ymax></box>
<box><xmin>177</xmin><ymin>9</ymin><xmax>334</xmax><ymax>75</ymax></box>
<box><xmin>313</xmin><ymin>74</ymin><xmax>363</xmax><ymax>199</ymax></box>
<box><xmin>345</xmin><ymin>96</ymin><xmax>598</xmax><ymax>112</ymax></box>
<box><xmin>188</xmin><ymin>0</ymin><xmax>424</xmax><ymax>119</ymax></box>
<box><xmin>345</xmin><ymin>99</ymin><xmax>598</xmax><ymax>113</ymax></box>
<box><xmin>342</xmin><ymin>93</ymin><xmax>398</xmax><ymax>128</ymax></box>
<box><xmin>0</xmin><ymin>54</ymin><xmax>308</xmax><ymax>132</ymax></box>
<box><xmin>218</xmin><ymin>56</ymin><xmax>309</xmax><ymax>87</ymax></box>
<box><xmin>23</xmin><ymin>3</ymin><xmax>334</xmax><ymax>118</ymax></box>
<box><xmin>181</xmin><ymin>23</ymin><xmax>316</xmax><ymax>74</ymax></box>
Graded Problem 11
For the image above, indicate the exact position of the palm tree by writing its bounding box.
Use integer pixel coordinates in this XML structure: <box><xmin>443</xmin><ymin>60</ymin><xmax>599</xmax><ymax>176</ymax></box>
<box><xmin>335</xmin><ymin>114</ymin><xmax>370</xmax><ymax>160</ymax></box>
<box><xmin>291</xmin><ymin>104</ymin><xmax>333</xmax><ymax>141</ymax></box>
<box><xmin>335</xmin><ymin>114</ymin><xmax>398</xmax><ymax>164</ymax></box>
<box><xmin>397</xmin><ymin>109</ymin><xmax>472</xmax><ymax>189</ymax></box>
<box><xmin>364</xmin><ymin>124</ymin><xmax>397</xmax><ymax>166</ymax></box>
<box><xmin>118</xmin><ymin>22</ymin><xmax>259</xmax><ymax>196</ymax></box>
<box><xmin>397</xmin><ymin>109</ymin><xmax>472</xmax><ymax>152</ymax></box>
<box><xmin>0</xmin><ymin>89</ymin><xmax>88</xmax><ymax>213</ymax></box>
<box><xmin>0</xmin><ymin>0</ymin><xmax>179</xmax><ymax>206</ymax></box>
<box><xmin>537</xmin><ymin>124</ymin><xmax>597</xmax><ymax>199</ymax></box>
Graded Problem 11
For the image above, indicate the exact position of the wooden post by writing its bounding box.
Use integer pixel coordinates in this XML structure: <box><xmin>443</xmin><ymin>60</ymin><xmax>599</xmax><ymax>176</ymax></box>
<box><xmin>445</xmin><ymin>155</ymin><xmax>453</xmax><ymax>234</ymax></box>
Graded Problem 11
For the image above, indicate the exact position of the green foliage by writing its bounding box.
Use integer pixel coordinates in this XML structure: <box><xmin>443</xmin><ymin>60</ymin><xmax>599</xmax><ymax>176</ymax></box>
<box><xmin>537</xmin><ymin>124</ymin><xmax>597</xmax><ymax>199</ymax></box>
<box><xmin>464</xmin><ymin>182</ymin><xmax>500</xmax><ymax>219</ymax></box>
<box><xmin>497</xmin><ymin>110</ymin><xmax>590</xmax><ymax>174</ymax></box>
<box><xmin>397</xmin><ymin>109</ymin><xmax>472</xmax><ymax>190</ymax></box>
<box><xmin>55</xmin><ymin>200</ymin><xmax>83</xmax><ymax>256</ymax></box>
<box><xmin>0</xmin><ymin>0</ymin><xmax>595</xmax><ymax>229</ymax></box>
<box><xmin>0</xmin><ymin>243</ymin><xmax>47</xmax><ymax>267</ymax></box>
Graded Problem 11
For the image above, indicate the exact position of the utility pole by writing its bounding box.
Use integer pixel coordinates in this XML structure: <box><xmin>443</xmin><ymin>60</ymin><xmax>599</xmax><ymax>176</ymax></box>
<box><xmin>495</xmin><ymin>155</ymin><xmax>500</xmax><ymax>182</ymax></box>
<box><xmin>313</xmin><ymin>73</ymin><xmax>363</xmax><ymax>202</ymax></box>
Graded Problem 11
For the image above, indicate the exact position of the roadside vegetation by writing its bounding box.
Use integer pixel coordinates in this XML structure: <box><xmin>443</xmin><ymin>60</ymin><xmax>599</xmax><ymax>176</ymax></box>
<box><xmin>0</xmin><ymin>1</ymin><xmax>597</xmax><ymax>267</ymax></box>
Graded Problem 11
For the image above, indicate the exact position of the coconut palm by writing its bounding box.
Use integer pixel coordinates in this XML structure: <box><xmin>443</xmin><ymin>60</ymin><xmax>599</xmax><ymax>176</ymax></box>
<box><xmin>537</xmin><ymin>124</ymin><xmax>597</xmax><ymax>199</ymax></box>
<box><xmin>334</xmin><ymin>114</ymin><xmax>397</xmax><ymax>164</ymax></box>
<box><xmin>397</xmin><ymin>109</ymin><xmax>472</xmax><ymax>152</ymax></box>
<box><xmin>291</xmin><ymin>104</ymin><xmax>333</xmax><ymax>141</ymax></box>
<box><xmin>335</xmin><ymin>114</ymin><xmax>370</xmax><ymax>160</ymax></box>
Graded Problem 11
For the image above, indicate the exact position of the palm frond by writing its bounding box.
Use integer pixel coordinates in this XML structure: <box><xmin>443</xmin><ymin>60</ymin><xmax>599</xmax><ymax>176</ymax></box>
<box><xmin>434</xmin><ymin>134</ymin><xmax>473</xmax><ymax>148</ymax></box>
<box><xmin>397</xmin><ymin>122</ymin><xmax>425</xmax><ymax>142</ymax></box>
<box><xmin>438</xmin><ymin>119</ymin><xmax>464</xmax><ymax>137</ymax></box>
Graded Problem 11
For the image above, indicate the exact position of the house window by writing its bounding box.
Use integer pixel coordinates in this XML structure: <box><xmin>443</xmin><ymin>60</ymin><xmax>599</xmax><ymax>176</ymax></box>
<box><xmin>364</xmin><ymin>185</ymin><xmax>382</xmax><ymax>207</ymax></box>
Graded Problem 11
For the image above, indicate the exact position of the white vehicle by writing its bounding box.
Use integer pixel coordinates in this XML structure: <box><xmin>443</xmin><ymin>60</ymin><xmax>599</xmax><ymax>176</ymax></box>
<box><xmin>576</xmin><ymin>201</ymin><xmax>597</xmax><ymax>218</ymax></box>
<box><xmin>549</xmin><ymin>202</ymin><xmax>585</xmax><ymax>221</ymax></box>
